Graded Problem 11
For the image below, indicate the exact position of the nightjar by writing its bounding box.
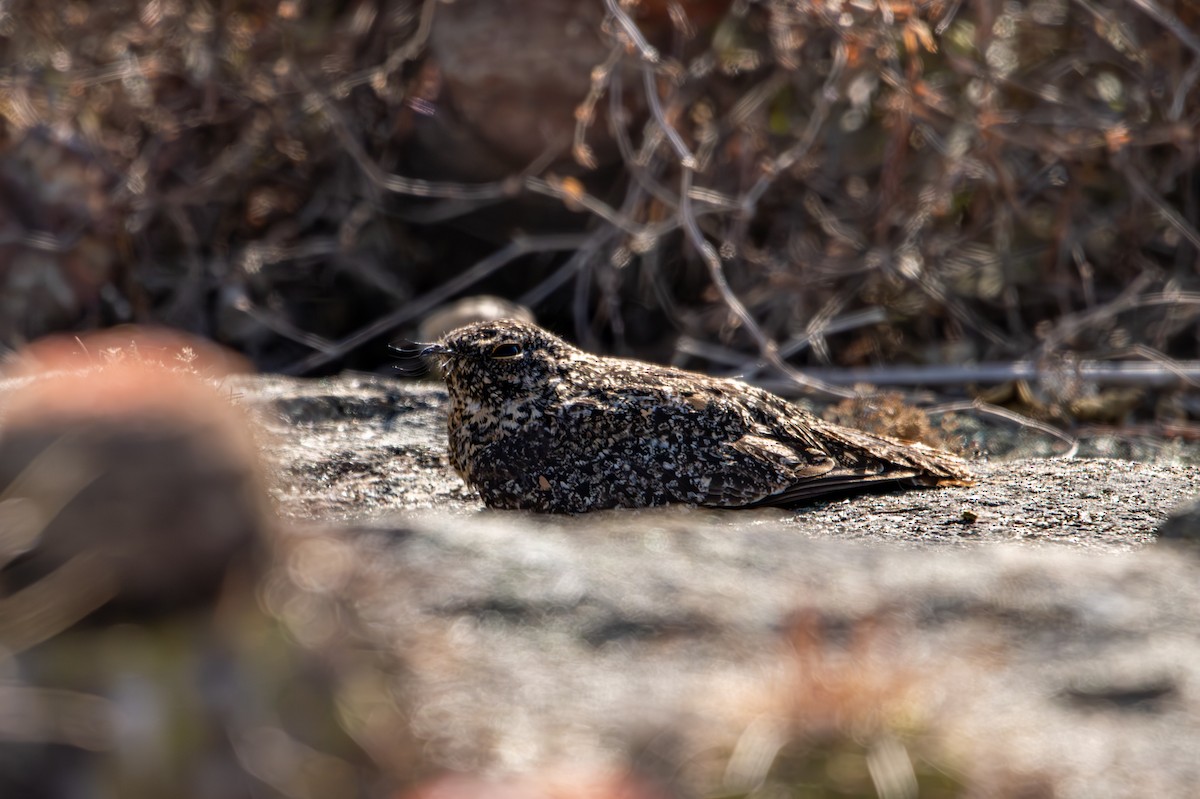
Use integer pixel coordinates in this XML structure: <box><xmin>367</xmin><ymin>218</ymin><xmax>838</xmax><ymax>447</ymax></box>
<box><xmin>392</xmin><ymin>320</ymin><xmax>972</xmax><ymax>513</ymax></box>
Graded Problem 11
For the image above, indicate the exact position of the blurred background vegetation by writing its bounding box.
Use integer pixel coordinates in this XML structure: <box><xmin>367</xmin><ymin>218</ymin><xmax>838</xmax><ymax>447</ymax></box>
<box><xmin>1</xmin><ymin>0</ymin><xmax>1198</xmax><ymax>420</ymax></box>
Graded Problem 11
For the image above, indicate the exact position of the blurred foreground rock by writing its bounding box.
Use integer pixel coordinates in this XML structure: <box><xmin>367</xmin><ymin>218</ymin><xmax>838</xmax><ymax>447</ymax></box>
<box><xmin>0</xmin><ymin>334</ymin><xmax>394</xmax><ymax>799</ymax></box>
<box><xmin>0</xmin><ymin>330</ymin><xmax>264</xmax><ymax>618</ymax></box>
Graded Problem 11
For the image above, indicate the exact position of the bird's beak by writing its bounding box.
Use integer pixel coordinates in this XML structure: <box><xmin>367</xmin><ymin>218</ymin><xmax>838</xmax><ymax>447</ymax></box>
<box><xmin>389</xmin><ymin>340</ymin><xmax>452</xmax><ymax>377</ymax></box>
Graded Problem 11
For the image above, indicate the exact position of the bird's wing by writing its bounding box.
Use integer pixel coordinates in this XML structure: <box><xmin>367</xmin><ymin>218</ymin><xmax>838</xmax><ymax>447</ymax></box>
<box><xmin>568</xmin><ymin>379</ymin><xmax>913</xmax><ymax>508</ymax></box>
<box><xmin>704</xmin><ymin>433</ymin><xmax>942</xmax><ymax>507</ymax></box>
<box><xmin>702</xmin><ymin>409</ymin><xmax>972</xmax><ymax>508</ymax></box>
<box><xmin>802</xmin><ymin>419</ymin><xmax>974</xmax><ymax>482</ymax></box>
<box><xmin>697</xmin><ymin>433</ymin><xmax>830</xmax><ymax>507</ymax></box>
<box><xmin>738</xmin><ymin>465</ymin><xmax>928</xmax><ymax>507</ymax></box>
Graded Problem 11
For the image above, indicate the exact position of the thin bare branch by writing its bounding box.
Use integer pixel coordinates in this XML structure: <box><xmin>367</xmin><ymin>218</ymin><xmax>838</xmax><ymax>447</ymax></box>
<box><xmin>928</xmin><ymin>399</ymin><xmax>1080</xmax><ymax>459</ymax></box>
<box><xmin>284</xmin><ymin>233</ymin><xmax>593</xmax><ymax>374</ymax></box>
<box><xmin>751</xmin><ymin>359</ymin><xmax>1200</xmax><ymax>390</ymax></box>
<box><xmin>1126</xmin><ymin>0</ymin><xmax>1200</xmax><ymax>59</ymax></box>
<box><xmin>679</xmin><ymin>167</ymin><xmax>855</xmax><ymax>399</ymax></box>
<box><xmin>603</xmin><ymin>0</ymin><xmax>661</xmax><ymax>63</ymax></box>
<box><xmin>741</xmin><ymin>39</ymin><xmax>846</xmax><ymax>213</ymax></box>
<box><xmin>1120</xmin><ymin>162</ymin><xmax>1200</xmax><ymax>250</ymax></box>
<box><xmin>641</xmin><ymin>65</ymin><xmax>696</xmax><ymax>169</ymax></box>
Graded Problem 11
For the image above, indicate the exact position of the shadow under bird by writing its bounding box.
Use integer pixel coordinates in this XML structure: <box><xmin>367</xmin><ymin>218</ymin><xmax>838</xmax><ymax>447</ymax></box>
<box><xmin>391</xmin><ymin>320</ymin><xmax>973</xmax><ymax>513</ymax></box>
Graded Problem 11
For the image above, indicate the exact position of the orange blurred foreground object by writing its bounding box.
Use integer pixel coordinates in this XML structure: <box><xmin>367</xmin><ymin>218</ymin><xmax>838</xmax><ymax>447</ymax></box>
<box><xmin>0</xmin><ymin>327</ymin><xmax>266</xmax><ymax>629</ymax></box>
<box><xmin>0</xmin><ymin>329</ymin><xmax>398</xmax><ymax>799</ymax></box>
<box><xmin>402</xmin><ymin>769</ymin><xmax>674</xmax><ymax>799</ymax></box>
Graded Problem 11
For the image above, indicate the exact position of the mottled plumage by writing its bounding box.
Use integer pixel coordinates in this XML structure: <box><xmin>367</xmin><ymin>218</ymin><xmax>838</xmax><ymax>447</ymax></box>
<box><xmin>393</xmin><ymin>320</ymin><xmax>972</xmax><ymax>513</ymax></box>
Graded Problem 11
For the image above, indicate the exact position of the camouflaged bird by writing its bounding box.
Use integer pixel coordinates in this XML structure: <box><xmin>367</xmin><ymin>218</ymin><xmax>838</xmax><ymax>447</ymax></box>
<box><xmin>392</xmin><ymin>320</ymin><xmax>973</xmax><ymax>513</ymax></box>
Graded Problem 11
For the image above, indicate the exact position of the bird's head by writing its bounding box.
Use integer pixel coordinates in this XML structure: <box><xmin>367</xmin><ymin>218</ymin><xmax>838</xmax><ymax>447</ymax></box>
<box><xmin>391</xmin><ymin>319</ymin><xmax>577</xmax><ymax>402</ymax></box>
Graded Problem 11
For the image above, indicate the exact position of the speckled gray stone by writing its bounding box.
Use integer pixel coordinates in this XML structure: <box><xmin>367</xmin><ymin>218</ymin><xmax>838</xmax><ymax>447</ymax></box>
<box><xmin>402</xmin><ymin>320</ymin><xmax>973</xmax><ymax>513</ymax></box>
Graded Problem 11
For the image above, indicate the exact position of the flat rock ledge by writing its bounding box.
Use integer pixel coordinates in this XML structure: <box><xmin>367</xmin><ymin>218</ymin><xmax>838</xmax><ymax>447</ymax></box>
<box><xmin>243</xmin><ymin>374</ymin><xmax>1200</xmax><ymax>797</ymax></box>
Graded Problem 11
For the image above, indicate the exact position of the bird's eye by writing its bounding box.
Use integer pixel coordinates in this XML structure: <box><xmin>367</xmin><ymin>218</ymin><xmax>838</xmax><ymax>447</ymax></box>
<box><xmin>490</xmin><ymin>342</ymin><xmax>522</xmax><ymax>359</ymax></box>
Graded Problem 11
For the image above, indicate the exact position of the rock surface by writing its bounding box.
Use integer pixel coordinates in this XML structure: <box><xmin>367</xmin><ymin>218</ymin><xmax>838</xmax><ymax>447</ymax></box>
<box><xmin>237</xmin><ymin>373</ymin><xmax>1200</xmax><ymax>797</ymax></box>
